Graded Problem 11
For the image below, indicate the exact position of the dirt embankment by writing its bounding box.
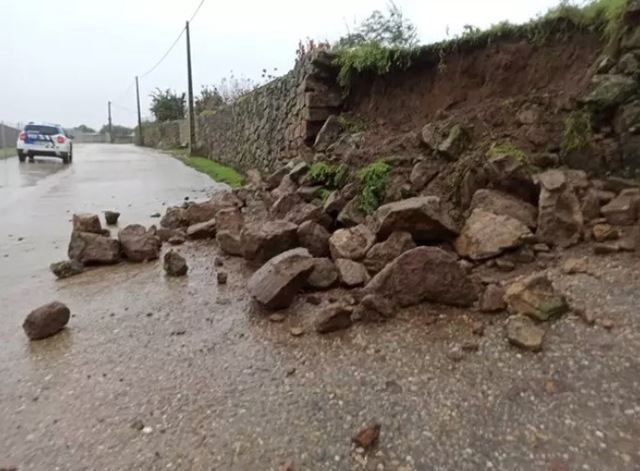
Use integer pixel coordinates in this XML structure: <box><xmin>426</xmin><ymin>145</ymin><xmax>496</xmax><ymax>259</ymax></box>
<box><xmin>345</xmin><ymin>29</ymin><xmax>603</xmax><ymax>161</ymax></box>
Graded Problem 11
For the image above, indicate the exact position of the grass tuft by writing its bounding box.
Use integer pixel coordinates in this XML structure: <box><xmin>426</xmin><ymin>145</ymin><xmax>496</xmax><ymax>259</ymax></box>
<box><xmin>169</xmin><ymin>149</ymin><xmax>244</xmax><ymax>188</ymax></box>
<box><xmin>561</xmin><ymin>110</ymin><xmax>594</xmax><ymax>155</ymax></box>
<box><xmin>357</xmin><ymin>161</ymin><xmax>392</xmax><ymax>213</ymax></box>
<box><xmin>306</xmin><ymin>162</ymin><xmax>350</xmax><ymax>189</ymax></box>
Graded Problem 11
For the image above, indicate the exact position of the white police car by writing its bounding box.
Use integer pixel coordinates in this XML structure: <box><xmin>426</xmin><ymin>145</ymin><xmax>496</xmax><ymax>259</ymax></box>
<box><xmin>16</xmin><ymin>122</ymin><xmax>73</xmax><ymax>164</ymax></box>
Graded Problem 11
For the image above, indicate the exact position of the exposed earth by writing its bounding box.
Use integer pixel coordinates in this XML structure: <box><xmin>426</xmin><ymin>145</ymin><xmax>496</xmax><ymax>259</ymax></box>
<box><xmin>1</xmin><ymin>145</ymin><xmax>640</xmax><ymax>471</ymax></box>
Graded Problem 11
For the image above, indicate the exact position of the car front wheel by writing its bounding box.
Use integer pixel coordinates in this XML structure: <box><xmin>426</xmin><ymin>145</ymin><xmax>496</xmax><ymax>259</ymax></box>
<box><xmin>18</xmin><ymin>150</ymin><xmax>26</xmax><ymax>162</ymax></box>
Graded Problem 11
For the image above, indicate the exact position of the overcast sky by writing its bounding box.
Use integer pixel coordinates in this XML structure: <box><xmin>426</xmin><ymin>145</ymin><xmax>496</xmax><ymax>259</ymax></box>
<box><xmin>1</xmin><ymin>0</ymin><xmax>567</xmax><ymax>130</ymax></box>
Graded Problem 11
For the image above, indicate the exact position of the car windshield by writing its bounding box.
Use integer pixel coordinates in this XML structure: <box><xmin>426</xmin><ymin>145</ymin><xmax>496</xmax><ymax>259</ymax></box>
<box><xmin>25</xmin><ymin>125</ymin><xmax>59</xmax><ymax>135</ymax></box>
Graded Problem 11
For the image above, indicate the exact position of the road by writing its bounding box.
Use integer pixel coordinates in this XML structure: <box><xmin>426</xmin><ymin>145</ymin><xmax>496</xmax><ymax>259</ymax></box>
<box><xmin>1</xmin><ymin>145</ymin><xmax>640</xmax><ymax>470</ymax></box>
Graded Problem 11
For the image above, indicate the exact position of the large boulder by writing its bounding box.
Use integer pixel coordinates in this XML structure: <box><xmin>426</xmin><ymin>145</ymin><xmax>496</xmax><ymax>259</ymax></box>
<box><xmin>373</xmin><ymin>196</ymin><xmax>459</xmax><ymax>242</ymax></box>
<box><xmin>437</xmin><ymin>124</ymin><xmax>469</xmax><ymax>160</ymax></box>
<box><xmin>297</xmin><ymin>221</ymin><xmax>330</xmax><ymax>257</ymax></box>
<box><xmin>315</xmin><ymin>304</ymin><xmax>353</xmax><ymax>334</ymax></box>
<box><xmin>72</xmin><ymin>213</ymin><xmax>103</xmax><ymax>234</ymax></box>
<box><xmin>160</xmin><ymin>207</ymin><xmax>187</xmax><ymax>229</ymax></box>
<box><xmin>536</xmin><ymin>170</ymin><xmax>584</xmax><ymax>248</ymax></box>
<box><xmin>484</xmin><ymin>153</ymin><xmax>539</xmax><ymax>204</ymax></box>
<box><xmin>365</xmin><ymin>247</ymin><xmax>478</xmax><ymax>308</ymax></box>
<box><xmin>285</xmin><ymin>203</ymin><xmax>331</xmax><ymax>227</ymax></box>
<box><xmin>363</xmin><ymin>231</ymin><xmax>416</xmax><ymax>274</ymax></box>
<box><xmin>186</xmin><ymin>218</ymin><xmax>217</xmax><ymax>239</ymax></box>
<box><xmin>329</xmin><ymin>224</ymin><xmax>375</xmax><ymax>261</ymax></box>
<box><xmin>118</xmin><ymin>225</ymin><xmax>161</xmax><ymax>262</ymax></box>
<box><xmin>504</xmin><ymin>273</ymin><xmax>569</xmax><ymax>322</ymax></box>
<box><xmin>307</xmin><ymin>258</ymin><xmax>339</xmax><ymax>290</ymax></box>
<box><xmin>470</xmin><ymin>189</ymin><xmax>538</xmax><ymax>229</ymax></box>
<box><xmin>50</xmin><ymin>260</ymin><xmax>84</xmax><ymax>280</ymax></box>
<box><xmin>215</xmin><ymin>207</ymin><xmax>244</xmax><ymax>256</ymax></box>
<box><xmin>454</xmin><ymin>209</ymin><xmax>534</xmax><ymax>260</ymax></box>
<box><xmin>163</xmin><ymin>250</ymin><xmax>188</xmax><ymax>277</ymax></box>
<box><xmin>601</xmin><ymin>189</ymin><xmax>640</xmax><ymax>225</ymax></box>
<box><xmin>68</xmin><ymin>231</ymin><xmax>120</xmax><ymax>265</ymax></box>
<box><xmin>272</xmin><ymin>192</ymin><xmax>303</xmax><ymax>219</ymax></box>
<box><xmin>582</xmin><ymin>74</ymin><xmax>637</xmax><ymax>111</ymax></box>
<box><xmin>242</xmin><ymin>220</ymin><xmax>298</xmax><ymax>263</ymax></box>
<box><xmin>247</xmin><ymin>248</ymin><xmax>315</xmax><ymax>310</ymax></box>
<box><xmin>335</xmin><ymin>259</ymin><xmax>370</xmax><ymax>287</ymax></box>
<box><xmin>337</xmin><ymin>198</ymin><xmax>366</xmax><ymax>227</ymax></box>
<box><xmin>410</xmin><ymin>160</ymin><xmax>441</xmax><ymax>192</ymax></box>
<box><xmin>23</xmin><ymin>301</ymin><xmax>70</xmax><ymax>340</ymax></box>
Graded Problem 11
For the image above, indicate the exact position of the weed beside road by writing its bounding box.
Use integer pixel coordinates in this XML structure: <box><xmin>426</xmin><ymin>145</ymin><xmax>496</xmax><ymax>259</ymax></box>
<box><xmin>168</xmin><ymin>149</ymin><xmax>244</xmax><ymax>188</ymax></box>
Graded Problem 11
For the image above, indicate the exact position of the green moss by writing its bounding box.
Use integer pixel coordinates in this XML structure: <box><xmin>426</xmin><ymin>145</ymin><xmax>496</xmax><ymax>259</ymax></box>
<box><xmin>561</xmin><ymin>110</ymin><xmax>593</xmax><ymax>155</ymax></box>
<box><xmin>317</xmin><ymin>188</ymin><xmax>332</xmax><ymax>204</ymax></box>
<box><xmin>307</xmin><ymin>162</ymin><xmax>350</xmax><ymax>189</ymax></box>
<box><xmin>486</xmin><ymin>141</ymin><xmax>529</xmax><ymax>163</ymax></box>
<box><xmin>357</xmin><ymin>161</ymin><xmax>392</xmax><ymax>213</ymax></box>
<box><xmin>168</xmin><ymin>149</ymin><xmax>244</xmax><ymax>188</ymax></box>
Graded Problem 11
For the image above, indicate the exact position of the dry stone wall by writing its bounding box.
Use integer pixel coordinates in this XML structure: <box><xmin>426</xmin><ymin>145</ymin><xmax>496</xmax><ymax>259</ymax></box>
<box><xmin>142</xmin><ymin>51</ymin><xmax>342</xmax><ymax>173</ymax></box>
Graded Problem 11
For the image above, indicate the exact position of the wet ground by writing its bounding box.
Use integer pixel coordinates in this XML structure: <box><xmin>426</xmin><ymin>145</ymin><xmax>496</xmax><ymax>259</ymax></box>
<box><xmin>1</xmin><ymin>145</ymin><xmax>640</xmax><ymax>470</ymax></box>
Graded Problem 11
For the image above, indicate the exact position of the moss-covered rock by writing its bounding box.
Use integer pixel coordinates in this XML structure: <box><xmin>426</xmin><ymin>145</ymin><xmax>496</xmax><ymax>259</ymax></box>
<box><xmin>582</xmin><ymin>74</ymin><xmax>637</xmax><ymax>111</ymax></box>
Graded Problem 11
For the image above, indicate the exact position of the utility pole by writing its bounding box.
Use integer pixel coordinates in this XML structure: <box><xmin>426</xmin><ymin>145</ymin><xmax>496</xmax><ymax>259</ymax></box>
<box><xmin>135</xmin><ymin>76</ymin><xmax>144</xmax><ymax>146</ymax></box>
<box><xmin>107</xmin><ymin>101</ymin><xmax>113</xmax><ymax>143</ymax></box>
<box><xmin>185</xmin><ymin>20</ymin><xmax>195</xmax><ymax>155</ymax></box>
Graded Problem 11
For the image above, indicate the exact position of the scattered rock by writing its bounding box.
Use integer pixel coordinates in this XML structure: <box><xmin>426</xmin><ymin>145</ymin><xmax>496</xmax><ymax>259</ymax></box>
<box><xmin>337</xmin><ymin>198</ymin><xmax>366</xmax><ymax>227</ymax></box>
<box><xmin>495</xmin><ymin>259</ymin><xmax>516</xmax><ymax>272</ymax></box>
<box><xmin>454</xmin><ymin>209</ymin><xmax>533</xmax><ymax>260</ymax></box>
<box><xmin>242</xmin><ymin>220</ymin><xmax>298</xmax><ymax>263</ymax></box>
<box><xmin>479</xmin><ymin>284</ymin><xmax>507</xmax><ymax>313</ymax></box>
<box><xmin>50</xmin><ymin>260</ymin><xmax>84</xmax><ymax>279</ymax></box>
<box><xmin>289</xmin><ymin>326</ymin><xmax>305</xmax><ymax>337</ymax></box>
<box><xmin>297</xmin><ymin>221</ymin><xmax>330</xmax><ymax>257</ymax></box>
<box><xmin>68</xmin><ymin>231</ymin><xmax>120</xmax><ymax>265</ymax></box>
<box><xmin>168</xmin><ymin>235</ymin><xmax>185</xmax><ymax>245</ymax></box>
<box><xmin>594</xmin><ymin>242</ymin><xmax>621</xmax><ymax>254</ymax></box>
<box><xmin>504</xmin><ymin>273</ymin><xmax>569</xmax><ymax>321</ymax></box>
<box><xmin>73</xmin><ymin>213</ymin><xmax>103</xmax><ymax>234</ymax></box>
<box><xmin>601</xmin><ymin>189</ymin><xmax>640</xmax><ymax>226</ymax></box>
<box><xmin>163</xmin><ymin>250</ymin><xmax>188</xmax><ymax>277</ymax></box>
<box><xmin>247</xmin><ymin>248</ymin><xmax>314</xmax><ymax>310</ymax></box>
<box><xmin>437</xmin><ymin>124</ymin><xmax>469</xmax><ymax>160</ymax></box>
<box><xmin>315</xmin><ymin>304</ymin><xmax>353</xmax><ymax>334</ymax></box>
<box><xmin>266</xmin><ymin>167</ymin><xmax>289</xmax><ymax>190</ymax></box>
<box><xmin>329</xmin><ymin>224</ymin><xmax>375</xmax><ymax>261</ymax></box>
<box><xmin>306</xmin><ymin>294</ymin><xmax>322</xmax><ymax>305</ymax></box>
<box><xmin>186</xmin><ymin>218</ymin><xmax>217</xmax><ymax>240</ymax></box>
<box><xmin>288</xmin><ymin>161</ymin><xmax>309</xmax><ymax>184</ymax></box>
<box><xmin>354</xmin><ymin>294</ymin><xmax>396</xmax><ymax>322</ymax></box>
<box><xmin>592</xmin><ymin>223</ymin><xmax>619</xmax><ymax>242</ymax></box>
<box><xmin>214</xmin><ymin>256</ymin><xmax>224</xmax><ymax>267</ymax></box>
<box><xmin>217</xmin><ymin>271</ymin><xmax>228</xmax><ymax>284</ymax></box>
<box><xmin>582</xmin><ymin>74</ymin><xmax>637</xmax><ymax>110</ymax></box>
<box><xmin>23</xmin><ymin>301</ymin><xmax>70</xmax><ymax>340</ymax></box>
<box><xmin>447</xmin><ymin>346</ymin><xmax>465</xmax><ymax>362</ymax></box>
<box><xmin>307</xmin><ymin>258</ymin><xmax>339</xmax><ymax>290</ymax></box>
<box><xmin>536</xmin><ymin>170</ymin><xmax>584</xmax><ymax>248</ymax></box>
<box><xmin>160</xmin><ymin>207</ymin><xmax>187</xmax><ymax>229</ymax></box>
<box><xmin>363</xmin><ymin>231</ymin><xmax>416</xmax><ymax>274</ymax></box>
<box><xmin>215</xmin><ymin>207</ymin><xmax>243</xmax><ymax>233</ymax></box>
<box><xmin>533</xmin><ymin>243</ymin><xmax>551</xmax><ymax>253</ymax></box>
<box><xmin>562</xmin><ymin>257</ymin><xmax>589</xmax><ymax>275</ymax></box>
<box><xmin>118</xmin><ymin>224</ymin><xmax>161</xmax><ymax>262</ymax></box>
<box><xmin>335</xmin><ymin>259</ymin><xmax>370</xmax><ymax>287</ymax></box>
<box><xmin>352</xmin><ymin>423</ymin><xmax>381</xmax><ymax>449</ymax></box>
<box><xmin>410</xmin><ymin>160</ymin><xmax>440</xmax><ymax>192</ymax></box>
<box><xmin>216</xmin><ymin>230</ymin><xmax>244</xmax><ymax>256</ymax></box>
<box><xmin>470</xmin><ymin>189</ymin><xmax>538</xmax><ymax>229</ymax></box>
<box><xmin>323</xmin><ymin>191</ymin><xmax>347</xmax><ymax>216</ymax></box>
<box><xmin>373</xmin><ymin>196</ymin><xmax>459</xmax><ymax>242</ymax></box>
<box><xmin>314</xmin><ymin>115</ymin><xmax>343</xmax><ymax>151</ymax></box>
<box><xmin>365</xmin><ymin>247</ymin><xmax>478</xmax><ymax>308</ymax></box>
<box><xmin>272</xmin><ymin>192</ymin><xmax>303</xmax><ymax>219</ymax></box>
<box><xmin>104</xmin><ymin>210</ymin><xmax>120</xmax><ymax>226</ymax></box>
<box><xmin>506</xmin><ymin>315</ymin><xmax>545</xmax><ymax>352</ymax></box>
<box><xmin>269</xmin><ymin>313</ymin><xmax>286</xmax><ymax>323</ymax></box>
<box><xmin>157</xmin><ymin>227</ymin><xmax>184</xmax><ymax>243</ymax></box>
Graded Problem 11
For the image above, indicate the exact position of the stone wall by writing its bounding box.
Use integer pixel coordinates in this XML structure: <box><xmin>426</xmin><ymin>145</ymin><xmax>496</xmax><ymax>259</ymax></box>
<box><xmin>141</xmin><ymin>51</ymin><xmax>342</xmax><ymax>173</ymax></box>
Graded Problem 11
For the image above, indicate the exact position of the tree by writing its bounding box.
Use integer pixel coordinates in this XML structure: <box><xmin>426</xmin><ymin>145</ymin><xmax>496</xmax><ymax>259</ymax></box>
<box><xmin>150</xmin><ymin>88</ymin><xmax>186</xmax><ymax>122</ymax></box>
<box><xmin>335</xmin><ymin>1</ymin><xmax>418</xmax><ymax>49</ymax></box>
<box><xmin>195</xmin><ymin>85</ymin><xmax>225</xmax><ymax>114</ymax></box>
<box><xmin>99</xmin><ymin>124</ymin><xmax>133</xmax><ymax>137</ymax></box>
<box><xmin>74</xmin><ymin>124</ymin><xmax>96</xmax><ymax>133</ymax></box>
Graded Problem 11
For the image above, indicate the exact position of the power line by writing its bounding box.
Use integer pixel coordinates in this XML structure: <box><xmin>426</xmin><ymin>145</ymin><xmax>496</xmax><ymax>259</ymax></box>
<box><xmin>138</xmin><ymin>0</ymin><xmax>206</xmax><ymax>80</ymax></box>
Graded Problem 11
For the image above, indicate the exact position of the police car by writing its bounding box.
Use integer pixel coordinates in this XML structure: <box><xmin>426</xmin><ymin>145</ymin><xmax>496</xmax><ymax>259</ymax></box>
<box><xmin>16</xmin><ymin>122</ymin><xmax>73</xmax><ymax>164</ymax></box>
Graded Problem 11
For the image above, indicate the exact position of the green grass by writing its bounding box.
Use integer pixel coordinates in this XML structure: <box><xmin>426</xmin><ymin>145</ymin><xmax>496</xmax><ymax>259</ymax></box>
<box><xmin>0</xmin><ymin>148</ymin><xmax>16</xmax><ymax>159</ymax></box>
<box><xmin>561</xmin><ymin>110</ymin><xmax>594</xmax><ymax>155</ymax></box>
<box><xmin>306</xmin><ymin>162</ymin><xmax>350</xmax><ymax>189</ymax></box>
<box><xmin>357</xmin><ymin>161</ymin><xmax>392</xmax><ymax>213</ymax></box>
<box><xmin>168</xmin><ymin>149</ymin><xmax>244</xmax><ymax>188</ymax></box>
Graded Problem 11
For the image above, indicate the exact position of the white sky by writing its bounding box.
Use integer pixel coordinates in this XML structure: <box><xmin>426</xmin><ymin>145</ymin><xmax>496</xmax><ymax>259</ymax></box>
<box><xmin>1</xmin><ymin>0</ymin><xmax>569</xmax><ymax>130</ymax></box>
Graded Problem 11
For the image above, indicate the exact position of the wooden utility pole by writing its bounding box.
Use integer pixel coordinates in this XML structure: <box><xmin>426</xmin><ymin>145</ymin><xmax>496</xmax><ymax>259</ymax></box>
<box><xmin>135</xmin><ymin>76</ymin><xmax>144</xmax><ymax>146</ymax></box>
<box><xmin>185</xmin><ymin>20</ymin><xmax>196</xmax><ymax>155</ymax></box>
<box><xmin>107</xmin><ymin>101</ymin><xmax>113</xmax><ymax>143</ymax></box>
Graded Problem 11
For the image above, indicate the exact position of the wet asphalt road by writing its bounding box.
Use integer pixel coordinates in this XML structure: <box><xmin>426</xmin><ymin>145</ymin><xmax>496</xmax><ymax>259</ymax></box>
<box><xmin>1</xmin><ymin>145</ymin><xmax>640</xmax><ymax>470</ymax></box>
